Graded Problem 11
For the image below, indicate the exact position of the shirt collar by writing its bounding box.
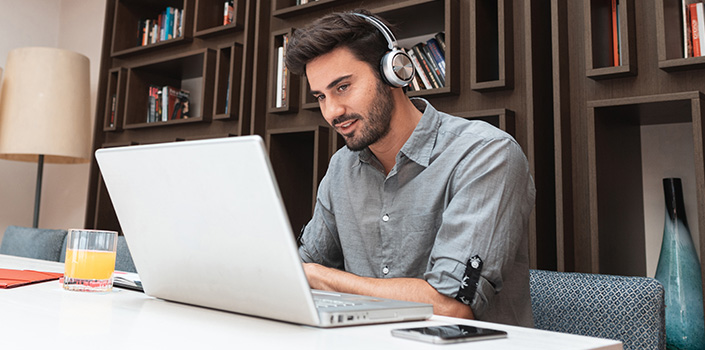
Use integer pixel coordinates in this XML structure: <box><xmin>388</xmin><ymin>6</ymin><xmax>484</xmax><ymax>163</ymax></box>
<box><xmin>398</xmin><ymin>98</ymin><xmax>439</xmax><ymax>168</ymax></box>
<box><xmin>357</xmin><ymin>98</ymin><xmax>440</xmax><ymax>169</ymax></box>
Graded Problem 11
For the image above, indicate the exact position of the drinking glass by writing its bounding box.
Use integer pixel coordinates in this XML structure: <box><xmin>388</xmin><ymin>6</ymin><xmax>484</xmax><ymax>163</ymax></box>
<box><xmin>63</xmin><ymin>229</ymin><xmax>118</xmax><ymax>292</ymax></box>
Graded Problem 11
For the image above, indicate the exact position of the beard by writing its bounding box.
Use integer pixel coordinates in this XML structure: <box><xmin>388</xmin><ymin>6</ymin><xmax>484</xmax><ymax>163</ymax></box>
<box><xmin>334</xmin><ymin>81</ymin><xmax>394</xmax><ymax>152</ymax></box>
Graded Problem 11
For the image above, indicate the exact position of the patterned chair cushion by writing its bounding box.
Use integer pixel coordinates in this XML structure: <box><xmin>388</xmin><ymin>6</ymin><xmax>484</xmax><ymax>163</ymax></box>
<box><xmin>530</xmin><ymin>269</ymin><xmax>665</xmax><ymax>350</ymax></box>
<box><xmin>0</xmin><ymin>225</ymin><xmax>68</xmax><ymax>262</ymax></box>
<box><xmin>115</xmin><ymin>235</ymin><xmax>137</xmax><ymax>273</ymax></box>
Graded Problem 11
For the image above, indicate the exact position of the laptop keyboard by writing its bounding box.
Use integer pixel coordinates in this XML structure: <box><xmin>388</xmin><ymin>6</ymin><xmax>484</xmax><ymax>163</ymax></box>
<box><xmin>314</xmin><ymin>297</ymin><xmax>362</xmax><ymax>309</ymax></box>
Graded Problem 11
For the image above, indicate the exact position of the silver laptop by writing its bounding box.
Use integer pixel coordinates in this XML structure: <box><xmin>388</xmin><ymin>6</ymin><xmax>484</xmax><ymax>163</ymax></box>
<box><xmin>95</xmin><ymin>135</ymin><xmax>433</xmax><ymax>327</ymax></box>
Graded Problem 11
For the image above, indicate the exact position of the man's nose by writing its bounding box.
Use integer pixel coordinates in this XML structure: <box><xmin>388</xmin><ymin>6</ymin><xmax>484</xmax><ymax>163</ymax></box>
<box><xmin>322</xmin><ymin>98</ymin><xmax>345</xmax><ymax>125</ymax></box>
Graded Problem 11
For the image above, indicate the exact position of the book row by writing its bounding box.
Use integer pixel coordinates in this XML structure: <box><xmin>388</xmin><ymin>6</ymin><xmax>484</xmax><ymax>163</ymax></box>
<box><xmin>404</xmin><ymin>32</ymin><xmax>447</xmax><ymax>91</ymax></box>
<box><xmin>683</xmin><ymin>0</ymin><xmax>705</xmax><ymax>58</ymax></box>
<box><xmin>275</xmin><ymin>34</ymin><xmax>290</xmax><ymax>108</ymax></box>
<box><xmin>147</xmin><ymin>85</ymin><xmax>191</xmax><ymax>123</ymax></box>
<box><xmin>137</xmin><ymin>6</ymin><xmax>184</xmax><ymax>47</ymax></box>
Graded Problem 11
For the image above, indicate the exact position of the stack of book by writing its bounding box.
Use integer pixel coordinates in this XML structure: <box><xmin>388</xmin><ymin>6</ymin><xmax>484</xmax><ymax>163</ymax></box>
<box><xmin>147</xmin><ymin>85</ymin><xmax>190</xmax><ymax>123</ymax></box>
<box><xmin>274</xmin><ymin>34</ymin><xmax>289</xmax><ymax>108</ymax></box>
<box><xmin>138</xmin><ymin>6</ymin><xmax>184</xmax><ymax>46</ymax></box>
<box><xmin>405</xmin><ymin>32</ymin><xmax>446</xmax><ymax>91</ymax></box>
<box><xmin>683</xmin><ymin>0</ymin><xmax>705</xmax><ymax>58</ymax></box>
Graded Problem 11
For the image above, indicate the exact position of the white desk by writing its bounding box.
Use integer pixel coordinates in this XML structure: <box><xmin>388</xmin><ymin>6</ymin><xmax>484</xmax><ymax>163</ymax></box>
<box><xmin>0</xmin><ymin>254</ymin><xmax>622</xmax><ymax>349</ymax></box>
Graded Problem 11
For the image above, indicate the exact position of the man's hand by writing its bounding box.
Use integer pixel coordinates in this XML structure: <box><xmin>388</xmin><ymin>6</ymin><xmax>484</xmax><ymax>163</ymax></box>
<box><xmin>303</xmin><ymin>262</ymin><xmax>474</xmax><ymax>319</ymax></box>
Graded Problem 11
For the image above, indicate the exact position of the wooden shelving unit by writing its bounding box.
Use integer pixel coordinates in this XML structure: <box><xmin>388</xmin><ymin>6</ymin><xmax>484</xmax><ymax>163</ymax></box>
<box><xmin>89</xmin><ymin>0</ymin><xmax>557</xmax><ymax>274</ymax></box>
<box><xmin>85</xmin><ymin>0</ymin><xmax>258</xmax><ymax>230</ymax></box>
<box><xmin>552</xmin><ymin>0</ymin><xmax>705</xmax><ymax>318</ymax></box>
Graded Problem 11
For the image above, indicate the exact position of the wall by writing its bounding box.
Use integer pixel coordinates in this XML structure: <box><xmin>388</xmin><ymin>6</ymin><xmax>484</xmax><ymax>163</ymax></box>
<box><xmin>0</xmin><ymin>0</ymin><xmax>106</xmax><ymax>241</ymax></box>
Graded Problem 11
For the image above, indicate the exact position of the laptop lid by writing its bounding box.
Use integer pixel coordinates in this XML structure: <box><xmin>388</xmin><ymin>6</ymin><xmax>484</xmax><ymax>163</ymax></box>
<box><xmin>96</xmin><ymin>136</ymin><xmax>322</xmax><ymax>325</ymax></box>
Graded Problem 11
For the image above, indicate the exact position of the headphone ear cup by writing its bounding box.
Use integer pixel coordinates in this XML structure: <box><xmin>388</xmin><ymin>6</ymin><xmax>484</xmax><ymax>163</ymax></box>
<box><xmin>380</xmin><ymin>48</ymin><xmax>415</xmax><ymax>88</ymax></box>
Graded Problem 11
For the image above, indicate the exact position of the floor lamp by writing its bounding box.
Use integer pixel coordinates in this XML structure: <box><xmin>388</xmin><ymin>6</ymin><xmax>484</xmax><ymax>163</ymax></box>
<box><xmin>0</xmin><ymin>47</ymin><xmax>91</xmax><ymax>228</ymax></box>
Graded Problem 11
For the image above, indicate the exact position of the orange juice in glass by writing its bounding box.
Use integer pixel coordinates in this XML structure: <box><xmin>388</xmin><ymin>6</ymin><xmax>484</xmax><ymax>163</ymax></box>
<box><xmin>63</xmin><ymin>229</ymin><xmax>118</xmax><ymax>292</ymax></box>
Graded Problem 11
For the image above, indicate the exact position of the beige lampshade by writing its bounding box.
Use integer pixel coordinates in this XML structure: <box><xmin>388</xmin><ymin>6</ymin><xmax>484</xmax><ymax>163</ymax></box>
<box><xmin>0</xmin><ymin>47</ymin><xmax>91</xmax><ymax>164</ymax></box>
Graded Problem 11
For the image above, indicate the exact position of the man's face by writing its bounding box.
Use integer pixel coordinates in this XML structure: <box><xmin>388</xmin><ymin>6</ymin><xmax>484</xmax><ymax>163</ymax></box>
<box><xmin>306</xmin><ymin>47</ymin><xmax>394</xmax><ymax>151</ymax></box>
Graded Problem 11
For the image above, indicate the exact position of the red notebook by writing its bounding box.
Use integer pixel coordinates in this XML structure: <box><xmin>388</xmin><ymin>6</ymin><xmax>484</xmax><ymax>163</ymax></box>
<box><xmin>0</xmin><ymin>269</ymin><xmax>64</xmax><ymax>289</ymax></box>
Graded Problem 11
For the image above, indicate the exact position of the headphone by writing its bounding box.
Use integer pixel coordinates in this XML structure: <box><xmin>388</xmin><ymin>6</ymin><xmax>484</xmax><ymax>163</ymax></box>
<box><xmin>353</xmin><ymin>13</ymin><xmax>415</xmax><ymax>88</ymax></box>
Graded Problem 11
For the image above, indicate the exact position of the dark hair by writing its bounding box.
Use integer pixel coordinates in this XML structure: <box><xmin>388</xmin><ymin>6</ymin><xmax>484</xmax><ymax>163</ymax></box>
<box><xmin>285</xmin><ymin>9</ymin><xmax>393</xmax><ymax>80</ymax></box>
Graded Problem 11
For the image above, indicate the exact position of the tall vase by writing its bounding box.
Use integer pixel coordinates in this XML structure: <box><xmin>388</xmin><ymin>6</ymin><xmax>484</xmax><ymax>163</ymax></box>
<box><xmin>654</xmin><ymin>178</ymin><xmax>705</xmax><ymax>350</ymax></box>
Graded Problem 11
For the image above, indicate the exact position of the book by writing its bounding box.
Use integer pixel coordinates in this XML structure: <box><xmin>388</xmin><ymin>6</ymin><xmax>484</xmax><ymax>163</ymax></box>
<box><xmin>147</xmin><ymin>85</ymin><xmax>160</xmax><ymax>123</ymax></box>
<box><xmin>110</xmin><ymin>94</ymin><xmax>116</xmax><ymax>128</ymax></box>
<box><xmin>691</xmin><ymin>3</ymin><xmax>701</xmax><ymax>56</ymax></box>
<box><xmin>282</xmin><ymin>34</ymin><xmax>289</xmax><ymax>106</ymax></box>
<box><xmin>407</xmin><ymin>48</ymin><xmax>432</xmax><ymax>89</ymax></box>
<box><xmin>173</xmin><ymin>90</ymin><xmax>191</xmax><ymax>119</ymax></box>
<box><xmin>611</xmin><ymin>0</ymin><xmax>619</xmax><ymax>66</ymax></box>
<box><xmin>275</xmin><ymin>46</ymin><xmax>284</xmax><ymax>108</ymax></box>
<box><xmin>698</xmin><ymin>3</ymin><xmax>705</xmax><ymax>56</ymax></box>
<box><xmin>435</xmin><ymin>32</ymin><xmax>446</xmax><ymax>53</ymax></box>
<box><xmin>426</xmin><ymin>38</ymin><xmax>446</xmax><ymax>78</ymax></box>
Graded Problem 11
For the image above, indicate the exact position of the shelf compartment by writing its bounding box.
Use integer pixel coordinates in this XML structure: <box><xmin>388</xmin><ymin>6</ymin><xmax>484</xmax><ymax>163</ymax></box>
<box><xmin>268</xmin><ymin>28</ymin><xmax>299</xmax><ymax>114</ymax></box>
<box><xmin>194</xmin><ymin>0</ymin><xmax>245</xmax><ymax>38</ymax></box>
<box><xmin>656</xmin><ymin>0</ymin><xmax>705</xmax><ymax>71</ymax></box>
<box><xmin>376</xmin><ymin>0</ymin><xmax>459</xmax><ymax>97</ymax></box>
<box><xmin>111</xmin><ymin>0</ymin><xmax>193</xmax><ymax>57</ymax></box>
<box><xmin>122</xmin><ymin>48</ymin><xmax>216</xmax><ymax>129</ymax></box>
<box><xmin>103</xmin><ymin>67</ymin><xmax>127</xmax><ymax>132</ymax></box>
<box><xmin>586</xmin><ymin>91</ymin><xmax>705</xmax><ymax>277</ymax></box>
<box><xmin>470</xmin><ymin>0</ymin><xmax>513</xmax><ymax>91</ymax></box>
<box><xmin>585</xmin><ymin>0</ymin><xmax>636</xmax><ymax>79</ymax></box>
<box><xmin>213</xmin><ymin>43</ymin><xmax>243</xmax><ymax>120</ymax></box>
<box><xmin>455</xmin><ymin>108</ymin><xmax>516</xmax><ymax>137</ymax></box>
<box><xmin>267</xmin><ymin>126</ymin><xmax>330</xmax><ymax>236</ymax></box>
<box><xmin>272</xmin><ymin>0</ymin><xmax>356</xmax><ymax>19</ymax></box>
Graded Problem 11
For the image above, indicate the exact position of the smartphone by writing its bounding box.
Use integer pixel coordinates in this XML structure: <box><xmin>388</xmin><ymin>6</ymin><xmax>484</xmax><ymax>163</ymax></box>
<box><xmin>391</xmin><ymin>324</ymin><xmax>508</xmax><ymax>344</ymax></box>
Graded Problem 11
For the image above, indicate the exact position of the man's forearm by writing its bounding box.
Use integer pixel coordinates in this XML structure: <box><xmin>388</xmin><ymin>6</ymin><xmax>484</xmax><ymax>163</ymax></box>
<box><xmin>303</xmin><ymin>263</ymin><xmax>474</xmax><ymax>319</ymax></box>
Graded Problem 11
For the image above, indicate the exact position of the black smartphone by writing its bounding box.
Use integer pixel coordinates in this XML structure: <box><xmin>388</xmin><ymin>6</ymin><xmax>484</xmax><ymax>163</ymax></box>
<box><xmin>391</xmin><ymin>324</ymin><xmax>508</xmax><ymax>344</ymax></box>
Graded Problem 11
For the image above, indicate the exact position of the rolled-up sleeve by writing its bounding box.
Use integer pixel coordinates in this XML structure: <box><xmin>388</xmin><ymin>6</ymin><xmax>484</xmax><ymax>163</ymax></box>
<box><xmin>423</xmin><ymin>138</ymin><xmax>535</xmax><ymax>318</ymax></box>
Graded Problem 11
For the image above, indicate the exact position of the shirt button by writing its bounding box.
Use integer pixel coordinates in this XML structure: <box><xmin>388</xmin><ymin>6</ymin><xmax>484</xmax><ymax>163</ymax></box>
<box><xmin>382</xmin><ymin>214</ymin><xmax>390</xmax><ymax>222</ymax></box>
<box><xmin>382</xmin><ymin>266</ymin><xmax>390</xmax><ymax>275</ymax></box>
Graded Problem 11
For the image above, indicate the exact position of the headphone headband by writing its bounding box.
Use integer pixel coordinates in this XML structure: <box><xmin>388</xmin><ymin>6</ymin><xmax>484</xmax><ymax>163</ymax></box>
<box><xmin>352</xmin><ymin>13</ymin><xmax>397</xmax><ymax>50</ymax></box>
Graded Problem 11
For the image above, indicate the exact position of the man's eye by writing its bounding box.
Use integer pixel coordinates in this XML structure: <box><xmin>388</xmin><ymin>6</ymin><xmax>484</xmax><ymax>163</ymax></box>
<box><xmin>314</xmin><ymin>94</ymin><xmax>325</xmax><ymax>101</ymax></box>
<box><xmin>337</xmin><ymin>84</ymin><xmax>349</xmax><ymax>92</ymax></box>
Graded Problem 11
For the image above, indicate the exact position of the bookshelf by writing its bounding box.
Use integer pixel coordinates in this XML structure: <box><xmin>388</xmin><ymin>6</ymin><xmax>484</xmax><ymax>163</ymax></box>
<box><xmin>656</xmin><ymin>0</ymin><xmax>705</xmax><ymax>71</ymax></box>
<box><xmin>471</xmin><ymin>0</ymin><xmax>513</xmax><ymax>91</ymax></box>
<box><xmin>552</xmin><ymin>0</ymin><xmax>705</xmax><ymax>314</ymax></box>
<box><xmin>85</xmin><ymin>0</ymin><xmax>257</xmax><ymax>231</ymax></box>
<box><xmin>584</xmin><ymin>0</ymin><xmax>636</xmax><ymax>79</ymax></box>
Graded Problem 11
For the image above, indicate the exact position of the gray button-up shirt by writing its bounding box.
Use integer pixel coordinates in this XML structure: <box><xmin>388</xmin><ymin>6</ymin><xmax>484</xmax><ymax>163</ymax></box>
<box><xmin>299</xmin><ymin>99</ymin><xmax>535</xmax><ymax>327</ymax></box>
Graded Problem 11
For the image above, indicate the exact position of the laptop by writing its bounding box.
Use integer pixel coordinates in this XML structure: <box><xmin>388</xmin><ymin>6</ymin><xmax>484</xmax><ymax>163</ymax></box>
<box><xmin>95</xmin><ymin>135</ymin><xmax>433</xmax><ymax>327</ymax></box>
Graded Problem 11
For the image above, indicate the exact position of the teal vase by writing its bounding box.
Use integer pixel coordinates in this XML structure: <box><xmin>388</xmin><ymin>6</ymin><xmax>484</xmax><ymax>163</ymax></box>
<box><xmin>654</xmin><ymin>178</ymin><xmax>705</xmax><ymax>350</ymax></box>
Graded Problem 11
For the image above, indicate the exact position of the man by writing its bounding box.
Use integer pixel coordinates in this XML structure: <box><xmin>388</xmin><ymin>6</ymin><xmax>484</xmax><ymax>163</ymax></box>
<box><xmin>285</xmin><ymin>10</ymin><xmax>536</xmax><ymax>327</ymax></box>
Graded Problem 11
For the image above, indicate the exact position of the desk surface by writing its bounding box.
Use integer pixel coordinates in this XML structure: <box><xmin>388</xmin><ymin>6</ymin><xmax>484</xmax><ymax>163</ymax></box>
<box><xmin>0</xmin><ymin>255</ymin><xmax>622</xmax><ymax>350</ymax></box>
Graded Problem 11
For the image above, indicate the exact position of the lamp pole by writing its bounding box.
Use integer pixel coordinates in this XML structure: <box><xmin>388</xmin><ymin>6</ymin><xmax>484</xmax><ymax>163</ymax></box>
<box><xmin>33</xmin><ymin>154</ymin><xmax>44</xmax><ymax>228</ymax></box>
